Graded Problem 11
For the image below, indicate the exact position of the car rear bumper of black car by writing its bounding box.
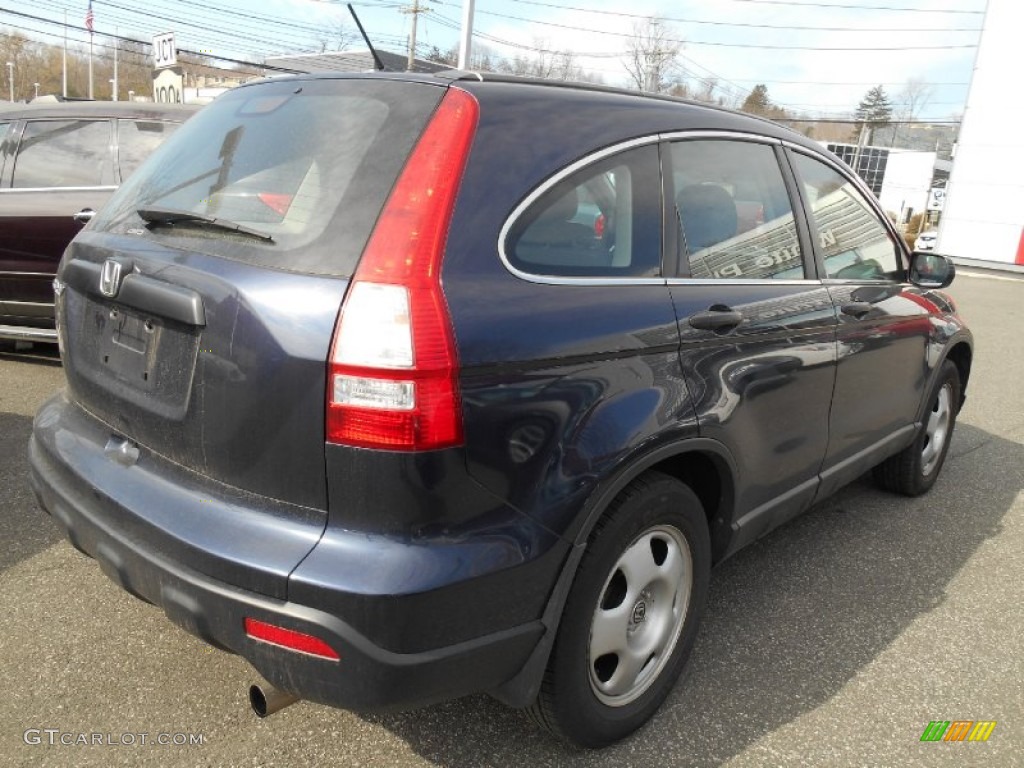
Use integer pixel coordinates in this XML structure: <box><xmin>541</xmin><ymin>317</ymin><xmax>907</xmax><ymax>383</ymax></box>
<box><xmin>28</xmin><ymin>394</ymin><xmax>547</xmax><ymax>711</ymax></box>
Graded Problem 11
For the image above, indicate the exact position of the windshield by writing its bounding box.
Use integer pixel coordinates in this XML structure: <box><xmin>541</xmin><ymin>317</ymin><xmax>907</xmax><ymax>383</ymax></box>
<box><xmin>93</xmin><ymin>77</ymin><xmax>445</xmax><ymax>277</ymax></box>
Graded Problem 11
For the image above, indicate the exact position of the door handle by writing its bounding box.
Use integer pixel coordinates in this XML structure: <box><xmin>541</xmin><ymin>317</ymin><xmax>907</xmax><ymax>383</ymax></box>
<box><xmin>689</xmin><ymin>307</ymin><xmax>743</xmax><ymax>331</ymax></box>
<box><xmin>73</xmin><ymin>208</ymin><xmax>95</xmax><ymax>224</ymax></box>
<box><xmin>841</xmin><ymin>301</ymin><xmax>872</xmax><ymax>318</ymax></box>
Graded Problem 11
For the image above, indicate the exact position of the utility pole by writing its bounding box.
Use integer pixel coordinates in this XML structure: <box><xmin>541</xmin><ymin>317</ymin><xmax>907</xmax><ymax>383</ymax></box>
<box><xmin>401</xmin><ymin>0</ymin><xmax>430</xmax><ymax>71</ymax></box>
<box><xmin>112</xmin><ymin>27</ymin><xmax>118</xmax><ymax>101</ymax></box>
<box><xmin>851</xmin><ymin>121</ymin><xmax>869</xmax><ymax>182</ymax></box>
<box><xmin>6</xmin><ymin>62</ymin><xmax>13</xmax><ymax>103</ymax></box>
<box><xmin>62</xmin><ymin>10</ymin><xmax>67</xmax><ymax>98</ymax></box>
<box><xmin>458</xmin><ymin>0</ymin><xmax>475</xmax><ymax>69</ymax></box>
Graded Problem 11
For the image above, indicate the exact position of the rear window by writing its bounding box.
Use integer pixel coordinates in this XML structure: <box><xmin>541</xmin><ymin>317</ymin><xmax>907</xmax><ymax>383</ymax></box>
<box><xmin>93</xmin><ymin>78</ymin><xmax>445</xmax><ymax>277</ymax></box>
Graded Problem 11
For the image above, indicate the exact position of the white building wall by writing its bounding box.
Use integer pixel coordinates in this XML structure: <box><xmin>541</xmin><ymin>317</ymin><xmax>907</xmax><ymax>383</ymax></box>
<box><xmin>938</xmin><ymin>0</ymin><xmax>1024</xmax><ymax>265</ymax></box>
<box><xmin>877</xmin><ymin>150</ymin><xmax>936</xmax><ymax>222</ymax></box>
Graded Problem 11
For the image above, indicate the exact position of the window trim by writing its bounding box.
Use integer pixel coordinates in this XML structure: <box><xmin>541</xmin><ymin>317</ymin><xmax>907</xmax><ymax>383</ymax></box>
<box><xmin>498</xmin><ymin>135</ymin><xmax>665</xmax><ymax>286</ymax></box>
<box><xmin>495</xmin><ymin>131</ymin><xmax>897</xmax><ymax>290</ymax></box>
<box><xmin>782</xmin><ymin>143</ymin><xmax>910</xmax><ymax>283</ymax></box>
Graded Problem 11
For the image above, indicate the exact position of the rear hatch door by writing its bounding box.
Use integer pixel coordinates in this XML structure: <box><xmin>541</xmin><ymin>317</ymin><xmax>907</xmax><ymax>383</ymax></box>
<box><xmin>56</xmin><ymin>77</ymin><xmax>446</xmax><ymax>587</ymax></box>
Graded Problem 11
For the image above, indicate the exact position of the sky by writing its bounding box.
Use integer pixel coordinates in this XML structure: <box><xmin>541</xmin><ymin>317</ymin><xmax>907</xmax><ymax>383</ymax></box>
<box><xmin>4</xmin><ymin>0</ymin><xmax>990</xmax><ymax>121</ymax></box>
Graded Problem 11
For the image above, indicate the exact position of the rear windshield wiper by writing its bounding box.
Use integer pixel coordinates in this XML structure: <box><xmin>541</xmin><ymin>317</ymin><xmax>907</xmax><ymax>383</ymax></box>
<box><xmin>137</xmin><ymin>207</ymin><xmax>274</xmax><ymax>242</ymax></box>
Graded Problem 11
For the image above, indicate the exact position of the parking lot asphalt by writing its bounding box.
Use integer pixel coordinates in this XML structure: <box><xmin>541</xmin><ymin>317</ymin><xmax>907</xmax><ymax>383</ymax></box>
<box><xmin>1</xmin><ymin>271</ymin><xmax>1021</xmax><ymax>768</ymax></box>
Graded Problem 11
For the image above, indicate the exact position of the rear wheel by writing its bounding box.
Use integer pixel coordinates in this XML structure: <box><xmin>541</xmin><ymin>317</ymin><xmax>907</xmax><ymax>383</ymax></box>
<box><xmin>528</xmin><ymin>471</ymin><xmax>710</xmax><ymax>747</ymax></box>
<box><xmin>874</xmin><ymin>360</ymin><xmax>960</xmax><ymax>496</ymax></box>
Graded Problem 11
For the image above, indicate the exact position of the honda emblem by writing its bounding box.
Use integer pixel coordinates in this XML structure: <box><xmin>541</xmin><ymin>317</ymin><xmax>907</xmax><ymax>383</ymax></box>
<box><xmin>99</xmin><ymin>260</ymin><xmax>123</xmax><ymax>298</ymax></box>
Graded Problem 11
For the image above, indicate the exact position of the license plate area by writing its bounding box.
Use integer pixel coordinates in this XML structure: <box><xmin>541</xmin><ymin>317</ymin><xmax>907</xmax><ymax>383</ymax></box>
<box><xmin>68</xmin><ymin>290</ymin><xmax>200</xmax><ymax>421</ymax></box>
<box><xmin>100</xmin><ymin>306</ymin><xmax>156</xmax><ymax>387</ymax></box>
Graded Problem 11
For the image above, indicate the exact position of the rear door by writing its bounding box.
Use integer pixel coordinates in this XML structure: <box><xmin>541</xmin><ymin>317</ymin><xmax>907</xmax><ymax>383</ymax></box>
<box><xmin>0</xmin><ymin>118</ymin><xmax>115</xmax><ymax>325</ymax></box>
<box><xmin>58</xmin><ymin>78</ymin><xmax>447</xmax><ymax>514</ymax></box>
<box><xmin>665</xmin><ymin>136</ymin><xmax>838</xmax><ymax>550</ymax></box>
<box><xmin>450</xmin><ymin>138</ymin><xmax>689</xmax><ymax>537</ymax></box>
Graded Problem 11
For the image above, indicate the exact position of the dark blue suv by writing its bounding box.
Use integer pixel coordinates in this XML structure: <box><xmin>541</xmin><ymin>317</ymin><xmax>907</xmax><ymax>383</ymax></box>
<box><xmin>29</xmin><ymin>72</ymin><xmax>972</xmax><ymax>747</ymax></box>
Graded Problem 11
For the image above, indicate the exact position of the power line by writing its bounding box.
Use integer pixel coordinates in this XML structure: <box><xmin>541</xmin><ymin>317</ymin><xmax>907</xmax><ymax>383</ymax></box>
<box><xmin>450</xmin><ymin>1</ymin><xmax>983</xmax><ymax>34</ymax></box>
<box><xmin>510</xmin><ymin>0</ymin><xmax>984</xmax><ymax>15</ymax></box>
<box><xmin>430</xmin><ymin>11</ymin><xmax>976</xmax><ymax>57</ymax></box>
<box><xmin>0</xmin><ymin>8</ymin><xmax>305</xmax><ymax>72</ymax></box>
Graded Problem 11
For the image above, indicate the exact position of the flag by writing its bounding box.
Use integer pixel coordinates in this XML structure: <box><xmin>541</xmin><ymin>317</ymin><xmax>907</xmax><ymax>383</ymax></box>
<box><xmin>85</xmin><ymin>1</ymin><xmax>94</xmax><ymax>34</ymax></box>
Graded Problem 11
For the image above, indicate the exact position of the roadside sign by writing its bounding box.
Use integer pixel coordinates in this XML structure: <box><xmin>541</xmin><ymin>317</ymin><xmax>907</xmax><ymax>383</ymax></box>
<box><xmin>153</xmin><ymin>32</ymin><xmax>177</xmax><ymax>70</ymax></box>
<box><xmin>927</xmin><ymin>187</ymin><xmax>946</xmax><ymax>212</ymax></box>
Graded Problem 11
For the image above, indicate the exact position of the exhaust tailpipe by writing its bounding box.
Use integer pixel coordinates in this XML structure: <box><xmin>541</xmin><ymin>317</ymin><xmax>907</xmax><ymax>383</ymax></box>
<box><xmin>249</xmin><ymin>683</ymin><xmax>300</xmax><ymax>718</ymax></box>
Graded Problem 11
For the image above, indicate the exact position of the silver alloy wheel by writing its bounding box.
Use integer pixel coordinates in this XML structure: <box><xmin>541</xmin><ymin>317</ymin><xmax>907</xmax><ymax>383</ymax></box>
<box><xmin>921</xmin><ymin>383</ymin><xmax>952</xmax><ymax>476</ymax></box>
<box><xmin>588</xmin><ymin>524</ymin><xmax>692</xmax><ymax>707</ymax></box>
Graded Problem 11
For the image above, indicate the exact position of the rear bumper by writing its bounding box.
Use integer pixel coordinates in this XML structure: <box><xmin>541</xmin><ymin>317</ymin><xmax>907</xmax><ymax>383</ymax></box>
<box><xmin>28</xmin><ymin>393</ymin><xmax>552</xmax><ymax>711</ymax></box>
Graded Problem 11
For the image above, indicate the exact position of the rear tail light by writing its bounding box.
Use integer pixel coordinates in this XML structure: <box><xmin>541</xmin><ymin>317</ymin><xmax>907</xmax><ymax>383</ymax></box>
<box><xmin>244</xmin><ymin>618</ymin><xmax>340</xmax><ymax>660</ymax></box>
<box><xmin>326</xmin><ymin>88</ymin><xmax>478</xmax><ymax>451</ymax></box>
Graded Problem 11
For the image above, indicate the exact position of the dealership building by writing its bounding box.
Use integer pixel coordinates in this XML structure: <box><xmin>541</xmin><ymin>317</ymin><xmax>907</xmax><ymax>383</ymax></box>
<box><xmin>938</xmin><ymin>0</ymin><xmax>1023</xmax><ymax>269</ymax></box>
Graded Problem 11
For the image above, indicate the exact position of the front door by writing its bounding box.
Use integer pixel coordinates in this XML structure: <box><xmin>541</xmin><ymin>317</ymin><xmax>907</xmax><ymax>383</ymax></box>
<box><xmin>786</xmin><ymin>150</ymin><xmax>934</xmax><ymax>497</ymax></box>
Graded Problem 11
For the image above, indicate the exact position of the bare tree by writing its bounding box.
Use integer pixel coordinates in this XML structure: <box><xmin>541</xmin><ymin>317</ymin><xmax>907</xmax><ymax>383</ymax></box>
<box><xmin>896</xmin><ymin>77</ymin><xmax>932</xmax><ymax>122</ymax></box>
<box><xmin>497</xmin><ymin>41</ymin><xmax>594</xmax><ymax>82</ymax></box>
<box><xmin>695</xmin><ymin>76</ymin><xmax>718</xmax><ymax>104</ymax></box>
<box><xmin>883</xmin><ymin>77</ymin><xmax>933</xmax><ymax>146</ymax></box>
<box><xmin>314</xmin><ymin>18</ymin><xmax>357</xmax><ymax>53</ymax></box>
<box><xmin>624</xmin><ymin>18</ymin><xmax>682</xmax><ymax>93</ymax></box>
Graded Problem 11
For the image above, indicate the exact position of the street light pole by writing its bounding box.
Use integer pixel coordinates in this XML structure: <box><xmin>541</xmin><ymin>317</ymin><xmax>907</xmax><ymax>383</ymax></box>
<box><xmin>6</xmin><ymin>62</ymin><xmax>13</xmax><ymax>102</ymax></box>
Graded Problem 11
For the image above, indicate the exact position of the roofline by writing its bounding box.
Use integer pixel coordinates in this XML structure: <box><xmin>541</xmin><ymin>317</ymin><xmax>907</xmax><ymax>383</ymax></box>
<box><xmin>0</xmin><ymin>101</ymin><xmax>199</xmax><ymax>119</ymax></box>
<box><xmin>438</xmin><ymin>71</ymin><xmax>821</xmax><ymax>149</ymax></box>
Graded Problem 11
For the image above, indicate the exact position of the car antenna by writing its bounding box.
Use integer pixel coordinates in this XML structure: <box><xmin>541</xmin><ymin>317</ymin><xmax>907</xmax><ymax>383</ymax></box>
<box><xmin>347</xmin><ymin>3</ymin><xmax>387</xmax><ymax>72</ymax></box>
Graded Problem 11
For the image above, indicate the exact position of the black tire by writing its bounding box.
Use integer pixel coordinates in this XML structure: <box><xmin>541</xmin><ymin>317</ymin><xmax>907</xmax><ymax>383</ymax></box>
<box><xmin>527</xmin><ymin>471</ymin><xmax>711</xmax><ymax>748</ymax></box>
<box><xmin>873</xmin><ymin>359</ymin><xmax>960</xmax><ymax>496</ymax></box>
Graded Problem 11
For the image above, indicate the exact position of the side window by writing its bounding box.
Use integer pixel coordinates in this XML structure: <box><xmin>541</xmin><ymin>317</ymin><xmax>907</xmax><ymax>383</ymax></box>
<box><xmin>12</xmin><ymin>120</ymin><xmax>114</xmax><ymax>189</ymax></box>
<box><xmin>670</xmin><ymin>140</ymin><xmax>804</xmax><ymax>280</ymax></box>
<box><xmin>506</xmin><ymin>144</ymin><xmax>661</xmax><ymax>277</ymax></box>
<box><xmin>117</xmin><ymin>119</ymin><xmax>179</xmax><ymax>179</ymax></box>
<box><xmin>790</xmin><ymin>152</ymin><xmax>902</xmax><ymax>281</ymax></box>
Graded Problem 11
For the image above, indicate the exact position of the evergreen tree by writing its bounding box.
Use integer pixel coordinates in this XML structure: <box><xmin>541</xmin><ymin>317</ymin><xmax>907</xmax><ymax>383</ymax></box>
<box><xmin>852</xmin><ymin>85</ymin><xmax>893</xmax><ymax>142</ymax></box>
<box><xmin>741</xmin><ymin>84</ymin><xmax>771</xmax><ymax>115</ymax></box>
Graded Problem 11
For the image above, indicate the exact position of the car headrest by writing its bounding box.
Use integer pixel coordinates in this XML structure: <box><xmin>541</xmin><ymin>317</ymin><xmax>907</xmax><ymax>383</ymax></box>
<box><xmin>676</xmin><ymin>184</ymin><xmax>737</xmax><ymax>251</ymax></box>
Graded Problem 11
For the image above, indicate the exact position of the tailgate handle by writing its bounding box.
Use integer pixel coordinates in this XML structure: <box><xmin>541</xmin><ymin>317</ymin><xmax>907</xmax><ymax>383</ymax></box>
<box><xmin>118</xmin><ymin>274</ymin><xmax>206</xmax><ymax>327</ymax></box>
<box><xmin>689</xmin><ymin>307</ymin><xmax>743</xmax><ymax>331</ymax></box>
<box><xmin>63</xmin><ymin>260</ymin><xmax>206</xmax><ymax>327</ymax></box>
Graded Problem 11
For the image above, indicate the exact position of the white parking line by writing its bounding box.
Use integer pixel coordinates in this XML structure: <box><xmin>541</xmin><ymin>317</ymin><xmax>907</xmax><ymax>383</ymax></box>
<box><xmin>955</xmin><ymin>270</ymin><xmax>1024</xmax><ymax>283</ymax></box>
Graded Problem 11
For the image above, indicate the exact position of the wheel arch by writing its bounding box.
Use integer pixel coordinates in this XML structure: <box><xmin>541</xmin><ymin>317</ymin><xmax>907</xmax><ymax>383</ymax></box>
<box><xmin>944</xmin><ymin>339</ymin><xmax>972</xmax><ymax>412</ymax></box>
<box><xmin>490</xmin><ymin>438</ymin><xmax>738</xmax><ymax>708</ymax></box>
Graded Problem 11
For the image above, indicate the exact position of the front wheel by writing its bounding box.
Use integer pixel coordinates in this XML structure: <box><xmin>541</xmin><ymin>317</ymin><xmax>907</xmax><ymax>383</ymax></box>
<box><xmin>527</xmin><ymin>471</ymin><xmax>710</xmax><ymax>747</ymax></box>
<box><xmin>874</xmin><ymin>359</ymin><xmax>961</xmax><ymax>496</ymax></box>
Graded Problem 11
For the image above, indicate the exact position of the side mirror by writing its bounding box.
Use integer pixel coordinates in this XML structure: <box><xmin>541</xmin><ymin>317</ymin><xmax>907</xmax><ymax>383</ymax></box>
<box><xmin>909</xmin><ymin>252</ymin><xmax>955</xmax><ymax>289</ymax></box>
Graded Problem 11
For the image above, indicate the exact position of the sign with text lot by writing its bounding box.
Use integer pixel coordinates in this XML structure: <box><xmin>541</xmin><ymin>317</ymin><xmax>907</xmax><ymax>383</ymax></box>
<box><xmin>153</xmin><ymin>32</ymin><xmax>177</xmax><ymax>70</ymax></box>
